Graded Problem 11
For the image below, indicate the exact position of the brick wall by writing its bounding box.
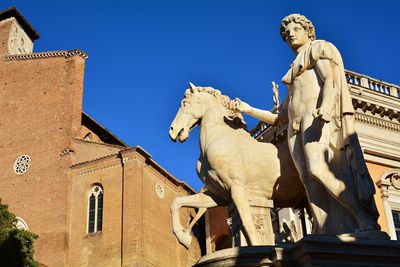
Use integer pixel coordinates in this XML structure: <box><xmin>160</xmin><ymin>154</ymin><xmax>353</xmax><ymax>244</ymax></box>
<box><xmin>69</xmin><ymin>150</ymin><xmax>201</xmax><ymax>266</ymax></box>
<box><xmin>0</xmin><ymin>54</ymin><xmax>86</xmax><ymax>266</ymax></box>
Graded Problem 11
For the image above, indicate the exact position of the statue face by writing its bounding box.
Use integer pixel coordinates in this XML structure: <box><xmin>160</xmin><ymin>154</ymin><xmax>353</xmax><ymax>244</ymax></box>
<box><xmin>284</xmin><ymin>22</ymin><xmax>310</xmax><ymax>51</ymax></box>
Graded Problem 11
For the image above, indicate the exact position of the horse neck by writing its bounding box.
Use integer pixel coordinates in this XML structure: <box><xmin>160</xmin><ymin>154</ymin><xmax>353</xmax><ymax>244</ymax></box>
<box><xmin>201</xmin><ymin>105</ymin><xmax>230</xmax><ymax>126</ymax></box>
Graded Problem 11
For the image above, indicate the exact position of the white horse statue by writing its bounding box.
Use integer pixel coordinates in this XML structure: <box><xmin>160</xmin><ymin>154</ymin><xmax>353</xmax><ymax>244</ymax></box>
<box><xmin>169</xmin><ymin>83</ymin><xmax>304</xmax><ymax>248</ymax></box>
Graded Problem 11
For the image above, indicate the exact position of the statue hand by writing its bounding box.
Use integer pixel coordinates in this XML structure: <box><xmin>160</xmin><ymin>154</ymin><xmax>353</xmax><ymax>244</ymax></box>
<box><xmin>312</xmin><ymin>108</ymin><xmax>331</xmax><ymax>122</ymax></box>
<box><xmin>233</xmin><ymin>98</ymin><xmax>253</xmax><ymax>114</ymax></box>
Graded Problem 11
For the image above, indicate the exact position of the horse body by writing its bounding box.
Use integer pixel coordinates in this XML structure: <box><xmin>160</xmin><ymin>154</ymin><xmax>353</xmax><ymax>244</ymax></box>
<box><xmin>169</xmin><ymin>84</ymin><xmax>304</xmax><ymax>247</ymax></box>
<box><xmin>198</xmin><ymin>106</ymin><xmax>282</xmax><ymax>199</ymax></box>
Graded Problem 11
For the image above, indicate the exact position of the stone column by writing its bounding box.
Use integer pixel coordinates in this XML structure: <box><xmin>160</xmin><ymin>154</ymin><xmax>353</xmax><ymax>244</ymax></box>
<box><xmin>204</xmin><ymin>210</ymin><xmax>212</xmax><ymax>254</ymax></box>
<box><xmin>380</xmin><ymin>185</ymin><xmax>397</xmax><ymax>240</ymax></box>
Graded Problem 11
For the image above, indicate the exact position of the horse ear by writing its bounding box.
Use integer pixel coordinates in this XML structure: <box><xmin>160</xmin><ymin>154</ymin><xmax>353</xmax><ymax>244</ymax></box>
<box><xmin>189</xmin><ymin>82</ymin><xmax>196</xmax><ymax>92</ymax></box>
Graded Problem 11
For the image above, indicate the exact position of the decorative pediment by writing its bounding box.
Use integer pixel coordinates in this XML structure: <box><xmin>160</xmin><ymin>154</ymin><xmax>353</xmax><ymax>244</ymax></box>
<box><xmin>380</xmin><ymin>169</ymin><xmax>400</xmax><ymax>190</ymax></box>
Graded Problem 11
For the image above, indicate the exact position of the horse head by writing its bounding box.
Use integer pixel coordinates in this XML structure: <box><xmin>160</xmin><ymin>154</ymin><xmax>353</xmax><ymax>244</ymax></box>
<box><xmin>169</xmin><ymin>83</ymin><xmax>204</xmax><ymax>142</ymax></box>
<box><xmin>169</xmin><ymin>83</ymin><xmax>247</xmax><ymax>142</ymax></box>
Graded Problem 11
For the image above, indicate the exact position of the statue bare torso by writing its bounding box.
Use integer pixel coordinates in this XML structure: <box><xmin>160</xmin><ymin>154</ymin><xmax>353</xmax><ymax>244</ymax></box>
<box><xmin>287</xmin><ymin>69</ymin><xmax>322</xmax><ymax>132</ymax></box>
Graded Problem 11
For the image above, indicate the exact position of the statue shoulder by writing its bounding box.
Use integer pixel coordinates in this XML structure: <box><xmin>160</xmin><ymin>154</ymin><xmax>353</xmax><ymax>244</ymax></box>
<box><xmin>310</xmin><ymin>40</ymin><xmax>343</xmax><ymax>65</ymax></box>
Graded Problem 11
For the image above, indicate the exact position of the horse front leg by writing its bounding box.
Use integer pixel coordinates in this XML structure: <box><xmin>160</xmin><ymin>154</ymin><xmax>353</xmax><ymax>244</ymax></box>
<box><xmin>231</xmin><ymin>182</ymin><xmax>261</xmax><ymax>246</ymax></box>
<box><xmin>170</xmin><ymin>192</ymin><xmax>220</xmax><ymax>248</ymax></box>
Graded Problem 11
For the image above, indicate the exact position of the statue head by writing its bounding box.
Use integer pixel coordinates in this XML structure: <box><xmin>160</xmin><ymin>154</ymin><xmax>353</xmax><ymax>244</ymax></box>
<box><xmin>280</xmin><ymin>14</ymin><xmax>315</xmax><ymax>50</ymax></box>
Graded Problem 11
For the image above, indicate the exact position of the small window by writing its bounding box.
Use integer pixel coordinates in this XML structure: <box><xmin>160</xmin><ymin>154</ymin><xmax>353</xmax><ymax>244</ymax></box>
<box><xmin>393</xmin><ymin>211</ymin><xmax>400</xmax><ymax>240</ymax></box>
<box><xmin>87</xmin><ymin>185</ymin><xmax>103</xmax><ymax>234</ymax></box>
<box><xmin>84</xmin><ymin>133</ymin><xmax>92</xmax><ymax>141</ymax></box>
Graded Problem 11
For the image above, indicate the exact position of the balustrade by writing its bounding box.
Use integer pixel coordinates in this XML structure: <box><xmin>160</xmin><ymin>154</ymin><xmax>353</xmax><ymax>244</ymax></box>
<box><xmin>345</xmin><ymin>70</ymin><xmax>399</xmax><ymax>98</ymax></box>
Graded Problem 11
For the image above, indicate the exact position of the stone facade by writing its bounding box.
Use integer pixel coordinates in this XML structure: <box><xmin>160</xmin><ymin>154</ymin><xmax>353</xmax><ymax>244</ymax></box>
<box><xmin>0</xmin><ymin>7</ymin><xmax>201</xmax><ymax>266</ymax></box>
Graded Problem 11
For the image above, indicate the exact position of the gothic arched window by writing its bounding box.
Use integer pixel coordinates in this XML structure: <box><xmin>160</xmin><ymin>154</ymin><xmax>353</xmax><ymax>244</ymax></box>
<box><xmin>87</xmin><ymin>185</ymin><xmax>103</xmax><ymax>233</ymax></box>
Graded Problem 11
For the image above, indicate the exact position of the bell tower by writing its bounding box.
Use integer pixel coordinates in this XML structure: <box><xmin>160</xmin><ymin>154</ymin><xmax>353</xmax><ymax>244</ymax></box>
<box><xmin>0</xmin><ymin>7</ymin><xmax>39</xmax><ymax>55</ymax></box>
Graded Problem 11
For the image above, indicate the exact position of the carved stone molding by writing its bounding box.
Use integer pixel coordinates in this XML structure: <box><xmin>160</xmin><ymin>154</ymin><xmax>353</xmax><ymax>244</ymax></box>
<box><xmin>390</xmin><ymin>173</ymin><xmax>400</xmax><ymax>190</ymax></box>
<box><xmin>353</xmin><ymin>98</ymin><xmax>400</xmax><ymax>120</ymax></box>
<box><xmin>355</xmin><ymin>113</ymin><xmax>400</xmax><ymax>132</ymax></box>
<box><xmin>381</xmin><ymin>170</ymin><xmax>400</xmax><ymax>191</ymax></box>
<box><xmin>376</xmin><ymin>169</ymin><xmax>400</xmax><ymax>240</ymax></box>
<box><xmin>73</xmin><ymin>161</ymin><xmax>122</xmax><ymax>177</ymax></box>
<box><xmin>5</xmin><ymin>49</ymin><xmax>88</xmax><ymax>61</ymax></box>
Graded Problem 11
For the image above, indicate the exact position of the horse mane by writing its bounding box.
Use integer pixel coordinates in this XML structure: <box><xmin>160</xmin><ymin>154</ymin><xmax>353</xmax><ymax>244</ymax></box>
<box><xmin>184</xmin><ymin>86</ymin><xmax>249</xmax><ymax>134</ymax></box>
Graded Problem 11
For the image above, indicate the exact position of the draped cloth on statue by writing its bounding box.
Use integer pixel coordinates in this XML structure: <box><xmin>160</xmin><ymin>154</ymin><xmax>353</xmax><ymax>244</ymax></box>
<box><xmin>281</xmin><ymin>40</ymin><xmax>379</xmax><ymax>221</ymax></box>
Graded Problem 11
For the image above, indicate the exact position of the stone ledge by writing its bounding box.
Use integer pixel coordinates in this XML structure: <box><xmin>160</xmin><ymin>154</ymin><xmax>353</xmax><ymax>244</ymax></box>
<box><xmin>4</xmin><ymin>49</ymin><xmax>88</xmax><ymax>61</ymax></box>
<box><xmin>195</xmin><ymin>245</ymin><xmax>291</xmax><ymax>267</ymax></box>
<box><xmin>195</xmin><ymin>235</ymin><xmax>400</xmax><ymax>267</ymax></box>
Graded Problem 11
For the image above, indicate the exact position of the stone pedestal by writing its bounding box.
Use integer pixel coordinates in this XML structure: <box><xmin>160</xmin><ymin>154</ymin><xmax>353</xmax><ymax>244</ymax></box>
<box><xmin>228</xmin><ymin>192</ymin><xmax>274</xmax><ymax>246</ymax></box>
<box><xmin>195</xmin><ymin>235</ymin><xmax>400</xmax><ymax>267</ymax></box>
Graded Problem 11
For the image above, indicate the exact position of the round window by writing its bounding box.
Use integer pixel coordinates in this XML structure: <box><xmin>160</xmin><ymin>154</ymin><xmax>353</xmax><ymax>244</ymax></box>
<box><xmin>14</xmin><ymin>155</ymin><xmax>31</xmax><ymax>175</ymax></box>
<box><xmin>16</xmin><ymin>217</ymin><xmax>29</xmax><ymax>230</ymax></box>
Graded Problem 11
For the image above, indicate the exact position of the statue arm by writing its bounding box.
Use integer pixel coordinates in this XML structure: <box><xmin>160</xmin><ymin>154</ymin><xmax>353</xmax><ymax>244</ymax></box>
<box><xmin>233</xmin><ymin>98</ymin><xmax>278</xmax><ymax>125</ymax></box>
<box><xmin>248</xmin><ymin>107</ymin><xmax>279</xmax><ymax>125</ymax></box>
<box><xmin>312</xmin><ymin>58</ymin><xmax>340</xmax><ymax>122</ymax></box>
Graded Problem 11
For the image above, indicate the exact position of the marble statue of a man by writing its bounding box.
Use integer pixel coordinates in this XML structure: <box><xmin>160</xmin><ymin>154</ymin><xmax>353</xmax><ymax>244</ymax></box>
<box><xmin>234</xmin><ymin>14</ymin><xmax>380</xmax><ymax>235</ymax></box>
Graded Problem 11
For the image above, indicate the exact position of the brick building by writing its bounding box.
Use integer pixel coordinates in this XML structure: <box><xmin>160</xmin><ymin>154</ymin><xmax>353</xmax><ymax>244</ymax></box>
<box><xmin>0</xmin><ymin>7</ymin><xmax>201</xmax><ymax>266</ymax></box>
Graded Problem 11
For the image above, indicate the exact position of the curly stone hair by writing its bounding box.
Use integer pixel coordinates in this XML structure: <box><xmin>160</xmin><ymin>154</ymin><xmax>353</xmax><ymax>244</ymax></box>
<box><xmin>280</xmin><ymin>14</ymin><xmax>316</xmax><ymax>42</ymax></box>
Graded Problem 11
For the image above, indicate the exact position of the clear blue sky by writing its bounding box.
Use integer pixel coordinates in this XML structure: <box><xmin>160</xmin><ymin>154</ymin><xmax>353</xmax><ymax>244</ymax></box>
<box><xmin>4</xmin><ymin>1</ymin><xmax>399</xmax><ymax>191</ymax></box>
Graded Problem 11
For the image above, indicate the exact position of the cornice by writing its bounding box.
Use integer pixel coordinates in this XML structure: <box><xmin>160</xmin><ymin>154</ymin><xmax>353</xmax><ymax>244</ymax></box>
<box><xmin>71</xmin><ymin>151</ymin><xmax>121</xmax><ymax>169</ymax></box>
<box><xmin>352</xmin><ymin>95</ymin><xmax>400</xmax><ymax>123</ymax></box>
<box><xmin>71</xmin><ymin>147</ymin><xmax>195</xmax><ymax>195</ymax></box>
<box><xmin>4</xmin><ymin>49</ymin><xmax>88</xmax><ymax>61</ymax></box>
<box><xmin>73</xmin><ymin>160</ymin><xmax>122</xmax><ymax>177</ymax></box>
<box><xmin>350</xmin><ymin>88</ymin><xmax>400</xmax><ymax>115</ymax></box>
<box><xmin>71</xmin><ymin>152</ymin><xmax>122</xmax><ymax>177</ymax></box>
<box><xmin>355</xmin><ymin>113</ymin><xmax>400</xmax><ymax>132</ymax></box>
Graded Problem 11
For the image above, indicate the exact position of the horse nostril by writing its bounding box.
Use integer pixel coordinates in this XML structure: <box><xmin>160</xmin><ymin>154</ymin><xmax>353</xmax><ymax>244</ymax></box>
<box><xmin>170</xmin><ymin>126</ymin><xmax>174</xmax><ymax>131</ymax></box>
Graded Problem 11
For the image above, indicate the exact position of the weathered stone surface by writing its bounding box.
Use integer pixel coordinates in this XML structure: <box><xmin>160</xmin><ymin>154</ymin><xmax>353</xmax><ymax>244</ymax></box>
<box><xmin>234</xmin><ymin>13</ymin><xmax>381</xmax><ymax>236</ymax></box>
<box><xmin>169</xmin><ymin>84</ymin><xmax>304</xmax><ymax>247</ymax></box>
<box><xmin>195</xmin><ymin>235</ymin><xmax>400</xmax><ymax>267</ymax></box>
